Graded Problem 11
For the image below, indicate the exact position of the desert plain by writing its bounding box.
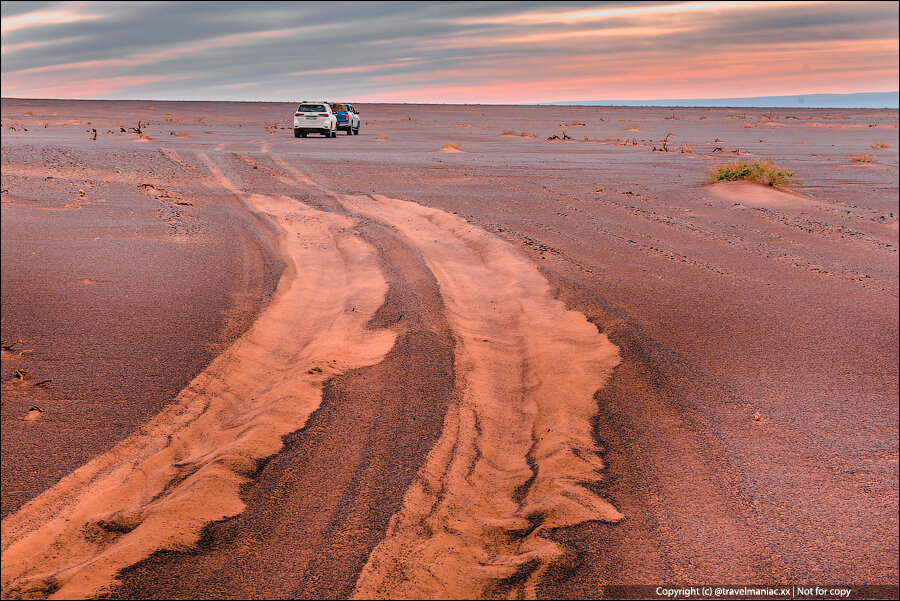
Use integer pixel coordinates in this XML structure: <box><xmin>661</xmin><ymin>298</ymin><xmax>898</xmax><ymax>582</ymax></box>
<box><xmin>1</xmin><ymin>98</ymin><xmax>898</xmax><ymax>599</ymax></box>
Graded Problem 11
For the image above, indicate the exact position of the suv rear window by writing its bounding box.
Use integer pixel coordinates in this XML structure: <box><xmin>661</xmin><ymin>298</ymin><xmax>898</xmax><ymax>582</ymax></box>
<box><xmin>330</xmin><ymin>104</ymin><xmax>348</xmax><ymax>112</ymax></box>
<box><xmin>297</xmin><ymin>104</ymin><xmax>326</xmax><ymax>112</ymax></box>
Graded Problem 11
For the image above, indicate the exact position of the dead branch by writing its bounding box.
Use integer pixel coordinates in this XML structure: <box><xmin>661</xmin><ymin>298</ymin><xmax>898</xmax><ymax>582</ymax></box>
<box><xmin>661</xmin><ymin>132</ymin><xmax>673</xmax><ymax>152</ymax></box>
<box><xmin>1</xmin><ymin>338</ymin><xmax>23</xmax><ymax>352</ymax></box>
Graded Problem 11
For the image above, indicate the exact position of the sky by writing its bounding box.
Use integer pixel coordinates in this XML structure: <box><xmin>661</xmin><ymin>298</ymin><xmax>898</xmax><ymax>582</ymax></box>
<box><xmin>1</xmin><ymin>1</ymin><xmax>898</xmax><ymax>104</ymax></box>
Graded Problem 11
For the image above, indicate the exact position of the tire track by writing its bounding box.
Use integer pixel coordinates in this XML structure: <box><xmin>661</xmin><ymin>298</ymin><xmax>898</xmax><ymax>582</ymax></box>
<box><xmin>342</xmin><ymin>193</ymin><xmax>622</xmax><ymax>599</ymax></box>
<box><xmin>0</xmin><ymin>154</ymin><xmax>396</xmax><ymax>599</ymax></box>
<box><xmin>266</xmin><ymin>161</ymin><xmax>623</xmax><ymax>598</ymax></box>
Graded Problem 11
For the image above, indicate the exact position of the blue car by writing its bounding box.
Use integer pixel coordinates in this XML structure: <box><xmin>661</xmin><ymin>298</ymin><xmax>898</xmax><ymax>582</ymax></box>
<box><xmin>329</xmin><ymin>103</ymin><xmax>360</xmax><ymax>135</ymax></box>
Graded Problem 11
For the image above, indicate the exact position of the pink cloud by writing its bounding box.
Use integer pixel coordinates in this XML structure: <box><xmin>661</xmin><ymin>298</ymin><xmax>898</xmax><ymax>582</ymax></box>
<box><xmin>214</xmin><ymin>82</ymin><xmax>260</xmax><ymax>90</ymax></box>
<box><xmin>292</xmin><ymin>65</ymin><xmax>390</xmax><ymax>77</ymax></box>
<box><xmin>1</xmin><ymin>6</ymin><xmax>102</xmax><ymax>35</ymax></box>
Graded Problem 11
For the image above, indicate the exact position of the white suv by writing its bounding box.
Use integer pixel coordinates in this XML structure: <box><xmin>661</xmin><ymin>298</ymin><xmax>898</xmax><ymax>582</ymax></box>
<box><xmin>293</xmin><ymin>102</ymin><xmax>337</xmax><ymax>138</ymax></box>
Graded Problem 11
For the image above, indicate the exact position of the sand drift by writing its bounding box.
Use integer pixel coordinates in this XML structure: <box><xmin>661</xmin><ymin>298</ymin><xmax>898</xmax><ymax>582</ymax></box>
<box><xmin>1</xmin><ymin>152</ymin><xmax>620</xmax><ymax>599</ymax></box>
<box><xmin>345</xmin><ymin>194</ymin><xmax>622</xmax><ymax>599</ymax></box>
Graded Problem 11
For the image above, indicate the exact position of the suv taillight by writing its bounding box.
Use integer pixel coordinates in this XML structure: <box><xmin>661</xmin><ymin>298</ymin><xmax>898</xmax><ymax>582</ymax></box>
<box><xmin>318</xmin><ymin>113</ymin><xmax>329</xmax><ymax>117</ymax></box>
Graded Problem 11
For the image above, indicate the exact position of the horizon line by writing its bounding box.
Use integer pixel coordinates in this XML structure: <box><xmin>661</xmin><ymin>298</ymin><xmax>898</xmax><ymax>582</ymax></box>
<box><xmin>2</xmin><ymin>91</ymin><xmax>898</xmax><ymax>110</ymax></box>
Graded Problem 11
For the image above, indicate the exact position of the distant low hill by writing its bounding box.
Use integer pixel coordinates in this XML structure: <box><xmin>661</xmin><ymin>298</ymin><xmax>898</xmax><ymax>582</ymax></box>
<box><xmin>543</xmin><ymin>92</ymin><xmax>898</xmax><ymax>109</ymax></box>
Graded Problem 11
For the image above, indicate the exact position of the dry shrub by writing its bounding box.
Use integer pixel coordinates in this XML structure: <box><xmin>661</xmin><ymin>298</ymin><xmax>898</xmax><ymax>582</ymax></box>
<box><xmin>849</xmin><ymin>153</ymin><xmax>875</xmax><ymax>163</ymax></box>
<box><xmin>623</xmin><ymin>125</ymin><xmax>639</xmax><ymax>131</ymax></box>
<box><xmin>743</xmin><ymin>122</ymin><xmax>753</xmax><ymax>128</ymax></box>
<box><xmin>680</xmin><ymin>141</ymin><xmax>695</xmax><ymax>153</ymax></box>
<box><xmin>706</xmin><ymin>159</ymin><xmax>796</xmax><ymax>187</ymax></box>
<box><xmin>872</xmin><ymin>141</ymin><xmax>891</xmax><ymax>149</ymax></box>
<box><xmin>502</xmin><ymin>129</ymin><xmax>536</xmax><ymax>138</ymax></box>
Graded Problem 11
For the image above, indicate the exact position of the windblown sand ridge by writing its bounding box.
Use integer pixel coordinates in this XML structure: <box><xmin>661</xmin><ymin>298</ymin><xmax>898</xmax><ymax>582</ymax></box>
<box><xmin>1</xmin><ymin>155</ymin><xmax>397</xmax><ymax>599</ymax></box>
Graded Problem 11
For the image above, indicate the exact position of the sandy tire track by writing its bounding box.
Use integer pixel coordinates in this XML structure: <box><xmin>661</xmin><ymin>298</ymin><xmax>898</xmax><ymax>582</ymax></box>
<box><xmin>123</xmin><ymin>155</ymin><xmax>626</xmax><ymax>599</ymax></box>
<box><xmin>0</xmin><ymin>154</ymin><xmax>396</xmax><ymax>599</ymax></box>
<box><xmin>3</xmin><ymin>150</ymin><xmax>623</xmax><ymax>600</ymax></box>
<box><xmin>332</xmin><ymin>193</ymin><xmax>622</xmax><ymax>599</ymax></box>
<box><xmin>259</xmin><ymin>158</ymin><xmax>626</xmax><ymax>598</ymax></box>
